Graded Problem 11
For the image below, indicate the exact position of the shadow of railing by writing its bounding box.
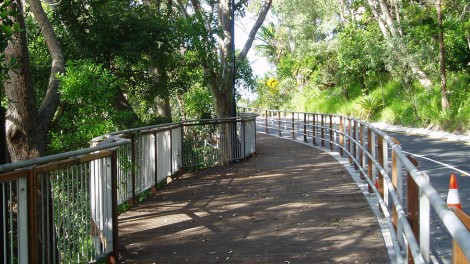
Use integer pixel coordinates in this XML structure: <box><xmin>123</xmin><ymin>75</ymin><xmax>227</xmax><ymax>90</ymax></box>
<box><xmin>0</xmin><ymin>114</ymin><xmax>256</xmax><ymax>263</ymax></box>
<box><xmin>245</xmin><ymin>107</ymin><xmax>470</xmax><ymax>264</ymax></box>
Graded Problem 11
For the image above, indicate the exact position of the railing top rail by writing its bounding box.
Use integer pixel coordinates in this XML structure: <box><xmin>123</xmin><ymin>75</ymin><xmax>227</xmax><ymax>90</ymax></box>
<box><xmin>0</xmin><ymin>113</ymin><xmax>258</xmax><ymax>176</ymax></box>
<box><xmin>94</xmin><ymin>114</ymin><xmax>258</xmax><ymax>140</ymax></box>
<box><xmin>251</xmin><ymin>107</ymin><xmax>470</xmax><ymax>262</ymax></box>
<box><xmin>0</xmin><ymin>138</ymin><xmax>129</xmax><ymax>174</ymax></box>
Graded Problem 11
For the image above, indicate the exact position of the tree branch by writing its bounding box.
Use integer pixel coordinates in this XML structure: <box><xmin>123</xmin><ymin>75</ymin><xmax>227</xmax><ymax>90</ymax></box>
<box><xmin>28</xmin><ymin>0</ymin><xmax>65</xmax><ymax>132</ymax></box>
<box><xmin>237</xmin><ymin>0</ymin><xmax>272</xmax><ymax>62</ymax></box>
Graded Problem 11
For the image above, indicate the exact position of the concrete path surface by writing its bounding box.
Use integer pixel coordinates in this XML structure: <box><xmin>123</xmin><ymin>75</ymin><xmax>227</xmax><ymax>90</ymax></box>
<box><xmin>118</xmin><ymin>133</ymin><xmax>388</xmax><ymax>263</ymax></box>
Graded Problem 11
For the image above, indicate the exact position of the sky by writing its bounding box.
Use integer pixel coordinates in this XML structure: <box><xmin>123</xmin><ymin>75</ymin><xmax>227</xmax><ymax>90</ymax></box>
<box><xmin>234</xmin><ymin>11</ymin><xmax>275</xmax><ymax>101</ymax></box>
<box><xmin>234</xmin><ymin>11</ymin><xmax>274</xmax><ymax>77</ymax></box>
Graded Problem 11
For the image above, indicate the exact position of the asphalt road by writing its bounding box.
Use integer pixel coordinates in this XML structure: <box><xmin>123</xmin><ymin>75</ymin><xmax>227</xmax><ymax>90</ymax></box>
<box><xmin>385</xmin><ymin>131</ymin><xmax>470</xmax><ymax>263</ymax></box>
<box><xmin>386</xmin><ymin>131</ymin><xmax>470</xmax><ymax>211</ymax></box>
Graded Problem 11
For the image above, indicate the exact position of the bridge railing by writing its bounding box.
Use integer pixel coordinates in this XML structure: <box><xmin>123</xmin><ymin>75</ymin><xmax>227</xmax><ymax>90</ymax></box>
<box><xmin>244</xmin><ymin>108</ymin><xmax>470</xmax><ymax>264</ymax></box>
<box><xmin>0</xmin><ymin>114</ymin><xmax>256</xmax><ymax>264</ymax></box>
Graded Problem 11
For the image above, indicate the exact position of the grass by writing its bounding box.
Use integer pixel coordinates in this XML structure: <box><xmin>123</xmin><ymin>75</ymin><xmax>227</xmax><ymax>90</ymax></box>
<box><xmin>265</xmin><ymin>72</ymin><xmax>470</xmax><ymax>134</ymax></box>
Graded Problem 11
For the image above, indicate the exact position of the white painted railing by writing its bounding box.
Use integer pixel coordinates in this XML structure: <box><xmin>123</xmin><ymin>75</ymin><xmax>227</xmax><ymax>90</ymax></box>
<box><xmin>0</xmin><ymin>114</ymin><xmax>257</xmax><ymax>264</ymax></box>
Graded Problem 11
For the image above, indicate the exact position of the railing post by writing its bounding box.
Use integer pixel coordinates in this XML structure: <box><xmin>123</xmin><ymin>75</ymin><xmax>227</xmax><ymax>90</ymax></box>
<box><xmin>367</xmin><ymin>127</ymin><xmax>373</xmax><ymax>193</ymax></box>
<box><xmin>451</xmin><ymin>208</ymin><xmax>470</xmax><ymax>264</ymax></box>
<box><xmin>377</xmin><ymin>135</ymin><xmax>385</xmax><ymax>198</ymax></box>
<box><xmin>303</xmin><ymin>113</ymin><xmax>308</xmax><ymax>142</ymax></box>
<box><xmin>181</xmin><ymin>125</ymin><xmax>184</xmax><ymax>169</ymax></box>
<box><xmin>348</xmin><ymin>118</ymin><xmax>352</xmax><ymax>164</ymax></box>
<box><xmin>321</xmin><ymin>115</ymin><xmax>325</xmax><ymax>147</ymax></box>
<box><xmin>329</xmin><ymin>115</ymin><xmax>333</xmax><ymax>151</ymax></box>
<box><xmin>359</xmin><ymin>123</ymin><xmax>364</xmax><ymax>178</ymax></box>
<box><xmin>291</xmin><ymin>112</ymin><xmax>295</xmax><ymax>139</ymax></box>
<box><xmin>265</xmin><ymin>110</ymin><xmax>269</xmax><ymax>133</ymax></box>
<box><xmin>0</xmin><ymin>107</ymin><xmax>5</xmax><ymax>263</ymax></box>
<box><xmin>170</xmin><ymin>129</ymin><xmax>173</xmax><ymax>175</ymax></box>
<box><xmin>14</xmin><ymin>171</ymin><xmax>33</xmax><ymax>264</ymax></box>
<box><xmin>391</xmin><ymin>138</ymin><xmax>404</xmax><ymax>248</ymax></box>
<box><xmin>278</xmin><ymin>110</ymin><xmax>282</xmax><ymax>137</ymax></box>
<box><xmin>406</xmin><ymin>155</ymin><xmax>419</xmax><ymax>264</ymax></box>
<box><xmin>420</xmin><ymin>172</ymin><xmax>430</xmax><ymax>263</ymax></box>
<box><xmin>110</xmin><ymin>150</ymin><xmax>119</xmax><ymax>263</ymax></box>
<box><xmin>312</xmin><ymin>114</ymin><xmax>316</xmax><ymax>145</ymax></box>
<box><xmin>353</xmin><ymin>120</ymin><xmax>358</xmax><ymax>170</ymax></box>
<box><xmin>153</xmin><ymin>131</ymin><xmax>158</xmax><ymax>193</ymax></box>
<box><xmin>130</xmin><ymin>135</ymin><xmax>136</xmax><ymax>205</ymax></box>
<box><xmin>26</xmin><ymin>169</ymin><xmax>38</xmax><ymax>264</ymax></box>
<box><xmin>339</xmin><ymin>117</ymin><xmax>344</xmax><ymax>156</ymax></box>
<box><xmin>242</xmin><ymin>119</ymin><xmax>246</xmax><ymax>158</ymax></box>
<box><xmin>284</xmin><ymin>111</ymin><xmax>287</xmax><ymax>131</ymax></box>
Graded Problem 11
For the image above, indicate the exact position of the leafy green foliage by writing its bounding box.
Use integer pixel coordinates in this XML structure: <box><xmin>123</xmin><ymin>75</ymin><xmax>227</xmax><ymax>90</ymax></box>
<box><xmin>251</xmin><ymin>0</ymin><xmax>470</xmax><ymax>133</ymax></box>
<box><xmin>48</xmin><ymin>61</ymin><xmax>124</xmax><ymax>153</ymax></box>
<box><xmin>0</xmin><ymin>0</ymin><xmax>20</xmax><ymax>97</ymax></box>
<box><xmin>179</xmin><ymin>84</ymin><xmax>214</xmax><ymax>120</ymax></box>
<box><xmin>358</xmin><ymin>96</ymin><xmax>384</xmax><ymax>121</ymax></box>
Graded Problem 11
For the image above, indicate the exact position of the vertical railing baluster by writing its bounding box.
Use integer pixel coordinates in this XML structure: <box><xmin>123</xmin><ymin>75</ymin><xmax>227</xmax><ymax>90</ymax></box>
<box><xmin>371</xmin><ymin>130</ymin><xmax>377</xmax><ymax>184</ymax></box>
<box><xmin>359</xmin><ymin>123</ymin><xmax>364</xmax><ymax>178</ymax></box>
<box><xmin>170</xmin><ymin>129</ymin><xmax>173</xmax><ymax>176</ymax></box>
<box><xmin>312</xmin><ymin>114</ymin><xmax>316</xmax><ymax>145</ymax></box>
<box><xmin>303</xmin><ymin>113</ymin><xmax>308</xmax><ymax>142</ymax></box>
<box><xmin>406</xmin><ymin>155</ymin><xmax>419</xmax><ymax>264</ymax></box>
<box><xmin>130</xmin><ymin>135</ymin><xmax>136</xmax><ymax>205</ymax></box>
<box><xmin>321</xmin><ymin>115</ymin><xmax>325</xmax><ymax>147</ymax></box>
<box><xmin>242</xmin><ymin>119</ymin><xmax>246</xmax><ymax>158</ymax></box>
<box><xmin>347</xmin><ymin>118</ymin><xmax>352</xmax><ymax>164</ymax></box>
<box><xmin>153</xmin><ymin>132</ymin><xmax>158</xmax><ymax>193</ymax></box>
<box><xmin>339</xmin><ymin>117</ymin><xmax>344</xmax><ymax>156</ymax></box>
<box><xmin>291</xmin><ymin>112</ymin><xmax>295</xmax><ymax>139</ymax></box>
<box><xmin>26</xmin><ymin>169</ymin><xmax>37</xmax><ymax>264</ymax></box>
<box><xmin>353</xmin><ymin>120</ymin><xmax>358</xmax><ymax>170</ymax></box>
<box><xmin>329</xmin><ymin>115</ymin><xmax>333</xmax><ymax>151</ymax></box>
<box><xmin>110</xmin><ymin>151</ymin><xmax>118</xmax><ymax>263</ymax></box>
<box><xmin>10</xmin><ymin>181</ymin><xmax>14</xmax><ymax>264</ymax></box>
<box><xmin>265</xmin><ymin>110</ymin><xmax>269</xmax><ymax>133</ymax></box>
<box><xmin>367</xmin><ymin>127</ymin><xmax>373</xmax><ymax>192</ymax></box>
<box><xmin>391</xmin><ymin>138</ymin><xmax>404</xmax><ymax>249</ymax></box>
<box><xmin>420</xmin><ymin>173</ymin><xmax>430</xmax><ymax>263</ymax></box>
<box><xmin>278</xmin><ymin>111</ymin><xmax>282</xmax><ymax>137</ymax></box>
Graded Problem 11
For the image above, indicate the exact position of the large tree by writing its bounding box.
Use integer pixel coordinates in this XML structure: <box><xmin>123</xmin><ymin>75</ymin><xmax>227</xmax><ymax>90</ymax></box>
<box><xmin>365</xmin><ymin>0</ymin><xmax>433</xmax><ymax>88</ymax></box>
<box><xmin>4</xmin><ymin>0</ymin><xmax>64</xmax><ymax>161</ymax></box>
<box><xmin>175</xmin><ymin>0</ymin><xmax>272</xmax><ymax>118</ymax></box>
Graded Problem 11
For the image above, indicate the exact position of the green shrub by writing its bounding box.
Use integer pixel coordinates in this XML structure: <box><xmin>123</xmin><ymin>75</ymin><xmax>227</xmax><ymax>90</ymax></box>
<box><xmin>358</xmin><ymin>96</ymin><xmax>383</xmax><ymax>121</ymax></box>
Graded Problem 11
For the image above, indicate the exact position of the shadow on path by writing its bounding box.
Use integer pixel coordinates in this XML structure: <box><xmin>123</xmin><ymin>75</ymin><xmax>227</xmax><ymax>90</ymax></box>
<box><xmin>118</xmin><ymin>133</ymin><xmax>387</xmax><ymax>263</ymax></box>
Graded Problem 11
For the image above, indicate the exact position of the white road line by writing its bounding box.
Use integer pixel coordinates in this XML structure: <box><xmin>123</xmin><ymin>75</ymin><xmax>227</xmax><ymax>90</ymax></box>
<box><xmin>403</xmin><ymin>150</ymin><xmax>470</xmax><ymax>177</ymax></box>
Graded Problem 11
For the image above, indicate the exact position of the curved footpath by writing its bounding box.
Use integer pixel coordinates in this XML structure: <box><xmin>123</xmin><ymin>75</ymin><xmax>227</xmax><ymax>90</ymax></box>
<box><xmin>118</xmin><ymin>133</ymin><xmax>388</xmax><ymax>263</ymax></box>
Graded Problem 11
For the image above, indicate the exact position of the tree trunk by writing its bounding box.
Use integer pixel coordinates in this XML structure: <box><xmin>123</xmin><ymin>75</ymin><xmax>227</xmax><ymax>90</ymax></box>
<box><xmin>175</xmin><ymin>0</ymin><xmax>271</xmax><ymax>119</ymax></box>
<box><xmin>436</xmin><ymin>0</ymin><xmax>449</xmax><ymax>110</ymax></box>
<box><xmin>176</xmin><ymin>93</ymin><xmax>187</xmax><ymax>121</ymax></box>
<box><xmin>114</xmin><ymin>90</ymin><xmax>141</xmax><ymax>128</ymax></box>
<box><xmin>337</xmin><ymin>0</ymin><xmax>349</xmax><ymax>24</ymax></box>
<box><xmin>4</xmin><ymin>0</ymin><xmax>44</xmax><ymax>161</ymax></box>
<box><xmin>29</xmin><ymin>0</ymin><xmax>65</xmax><ymax>133</ymax></box>
<box><xmin>155</xmin><ymin>95</ymin><xmax>172</xmax><ymax>121</ymax></box>
<box><xmin>367</xmin><ymin>0</ymin><xmax>433</xmax><ymax>88</ymax></box>
<box><xmin>4</xmin><ymin>0</ymin><xmax>65</xmax><ymax>161</ymax></box>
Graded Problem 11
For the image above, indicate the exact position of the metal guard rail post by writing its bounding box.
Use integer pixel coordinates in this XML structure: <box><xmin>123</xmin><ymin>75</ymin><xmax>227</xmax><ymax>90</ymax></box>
<box><xmin>244</xmin><ymin>107</ymin><xmax>470</xmax><ymax>264</ymax></box>
<box><xmin>0</xmin><ymin>114</ymin><xmax>257</xmax><ymax>264</ymax></box>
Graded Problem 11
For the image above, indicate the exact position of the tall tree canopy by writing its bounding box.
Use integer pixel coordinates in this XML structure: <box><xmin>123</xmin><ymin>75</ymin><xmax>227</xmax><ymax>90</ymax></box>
<box><xmin>253</xmin><ymin>0</ymin><xmax>470</xmax><ymax>131</ymax></box>
<box><xmin>175</xmin><ymin>0</ymin><xmax>272</xmax><ymax>118</ymax></box>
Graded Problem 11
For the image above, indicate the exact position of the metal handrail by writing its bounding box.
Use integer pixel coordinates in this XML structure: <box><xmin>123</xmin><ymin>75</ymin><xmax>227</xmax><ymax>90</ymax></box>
<box><xmin>0</xmin><ymin>114</ymin><xmax>258</xmax><ymax>264</ymax></box>
<box><xmin>247</xmin><ymin>107</ymin><xmax>470</xmax><ymax>263</ymax></box>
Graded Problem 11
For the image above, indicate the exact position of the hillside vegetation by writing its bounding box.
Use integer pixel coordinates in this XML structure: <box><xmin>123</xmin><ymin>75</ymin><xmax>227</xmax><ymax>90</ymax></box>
<box><xmin>248</xmin><ymin>0</ymin><xmax>470</xmax><ymax>133</ymax></box>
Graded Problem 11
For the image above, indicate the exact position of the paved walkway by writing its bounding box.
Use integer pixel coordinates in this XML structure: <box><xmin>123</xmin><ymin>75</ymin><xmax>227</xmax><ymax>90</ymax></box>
<box><xmin>118</xmin><ymin>133</ymin><xmax>387</xmax><ymax>263</ymax></box>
